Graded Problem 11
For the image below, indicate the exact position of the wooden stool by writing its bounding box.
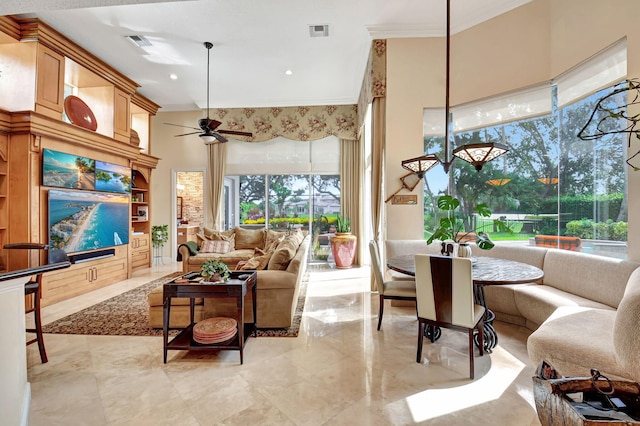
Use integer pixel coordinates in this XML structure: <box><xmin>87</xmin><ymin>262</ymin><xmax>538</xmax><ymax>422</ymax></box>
<box><xmin>24</xmin><ymin>276</ymin><xmax>47</xmax><ymax>363</ymax></box>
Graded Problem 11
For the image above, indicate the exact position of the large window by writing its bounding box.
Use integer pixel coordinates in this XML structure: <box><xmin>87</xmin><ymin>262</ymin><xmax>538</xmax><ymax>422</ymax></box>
<box><xmin>225</xmin><ymin>136</ymin><xmax>341</xmax><ymax>262</ymax></box>
<box><xmin>423</xmin><ymin>40</ymin><xmax>628</xmax><ymax>258</ymax></box>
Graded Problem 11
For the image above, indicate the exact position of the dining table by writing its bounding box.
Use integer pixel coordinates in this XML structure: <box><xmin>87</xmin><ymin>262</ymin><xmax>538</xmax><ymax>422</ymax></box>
<box><xmin>386</xmin><ymin>254</ymin><xmax>544</xmax><ymax>352</ymax></box>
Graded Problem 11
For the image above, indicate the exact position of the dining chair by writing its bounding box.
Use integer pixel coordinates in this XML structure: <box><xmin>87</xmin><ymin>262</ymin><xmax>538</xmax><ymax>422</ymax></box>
<box><xmin>4</xmin><ymin>243</ymin><xmax>69</xmax><ymax>364</ymax></box>
<box><xmin>369</xmin><ymin>240</ymin><xmax>417</xmax><ymax>331</ymax></box>
<box><xmin>414</xmin><ymin>254</ymin><xmax>485</xmax><ymax>379</ymax></box>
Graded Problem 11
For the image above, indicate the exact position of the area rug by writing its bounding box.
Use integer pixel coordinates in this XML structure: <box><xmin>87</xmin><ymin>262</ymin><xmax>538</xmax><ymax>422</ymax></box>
<box><xmin>42</xmin><ymin>271</ymin><xmax>308</xmax><ymax>338</ymax></box>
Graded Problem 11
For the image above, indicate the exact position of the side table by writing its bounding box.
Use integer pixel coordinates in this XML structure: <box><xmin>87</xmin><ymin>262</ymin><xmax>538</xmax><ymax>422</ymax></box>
<box><xmin>162</xmin><ymin>270</ymin><xmax>257</xmax><ymax>364</ymax></box>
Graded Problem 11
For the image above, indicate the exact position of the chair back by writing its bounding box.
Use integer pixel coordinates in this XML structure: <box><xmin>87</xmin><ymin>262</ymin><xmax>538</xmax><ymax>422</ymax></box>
<box><xmin>415</xmin><ymin>254</ymin><xmax>475</xmax><ymax>328</ymax></box>
<box><xmin>369</xmin><ymin>240</ymin><xmax>385</xmax><ymax>291</ymax></box>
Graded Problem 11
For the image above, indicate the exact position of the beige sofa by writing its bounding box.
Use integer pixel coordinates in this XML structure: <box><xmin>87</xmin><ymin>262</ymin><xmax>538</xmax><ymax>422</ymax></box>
<box><xmin>382</xmin><ymin>240</ymin><xmax>640</xmax><ymax>383</ymax></box>
<box><xmin>148</xmin><ymin>227</ymin><xmax>310</xmax><ymax>329</ymax></box>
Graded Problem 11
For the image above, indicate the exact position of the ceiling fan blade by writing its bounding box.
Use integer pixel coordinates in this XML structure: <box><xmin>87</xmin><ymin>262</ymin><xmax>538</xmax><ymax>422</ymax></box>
<box><xmin>218</xmin><ymin>130</ymin><xmax>253</xmax><ymax>137</ymax></box>
<box><xmin>174</xmin><ymin>131</ymin><xmax>200</xmax><ymax>137</ymax></box>
<box><xmin>212</xmin><ymin>132</ymin><xmax>228</xmax><ymax>143</ymax></box>
<box><xmin>164</xmin><ymin>122</ymin><xmax>199</xmax><ymax>130</ymax></box>
<box><xmin>206</xmin><ymin>119</ymin><xmax>222</xmax><ymax>131</ymax></box>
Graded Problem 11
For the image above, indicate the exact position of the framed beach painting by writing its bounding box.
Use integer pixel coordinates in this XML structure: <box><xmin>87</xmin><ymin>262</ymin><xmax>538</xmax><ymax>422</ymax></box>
<box><xmin>42</xmin><ymin>149</ymin><xmax>96</xmax><ymax>190</ymax></box>
<box><xmin>95</xmin><ymin>161</ymin><xmax>132</xmax><ymax>193</ymax></box>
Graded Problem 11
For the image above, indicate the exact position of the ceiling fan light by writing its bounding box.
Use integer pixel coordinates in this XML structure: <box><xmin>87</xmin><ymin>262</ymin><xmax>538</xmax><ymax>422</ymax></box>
<box><xmin>401</xmin><ymin>154</ymin><xmax>440</xmax><ymax>178</ymax></box>
<box><xmin>452</xmin><ymin>142</ymin><xmax>508</xmax><ymax>171</ymax></box>
<box><xmin>199</xmin><ymin>133</ymin><xmax>218</xmax><ymax>144</ymax></box>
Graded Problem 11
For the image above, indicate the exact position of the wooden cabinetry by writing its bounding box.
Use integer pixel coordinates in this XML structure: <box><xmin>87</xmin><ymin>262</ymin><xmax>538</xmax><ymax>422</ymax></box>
<box><xmin>131</xmin><ymin>233</ymin><xmax>151</xmax><ymax>271</ymax></box>
<box><xmin>41</xmin><ymin>245</ymin><xmax>128</xmax><ymax>306</ymax></box>
<box><xmin>0</xmin><ymin>17</ymin><xmax>161</xmax><ymax>302</ymax></box>
<box><xmin>0</xmin><ymin>132</ymin><xmax>7</xmax><ymax>273</ymax></box>
<box><xmin>130</xmin><ymin>161</ymin><xmax>154</xmax><ymax>272</ymax></box>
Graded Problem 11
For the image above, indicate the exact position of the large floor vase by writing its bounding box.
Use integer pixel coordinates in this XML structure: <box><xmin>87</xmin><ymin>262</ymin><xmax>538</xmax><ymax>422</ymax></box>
<box><xmin>331</xmin><ymin>232</ymin><xmax>357</xmax><ymax>268</ymax></box>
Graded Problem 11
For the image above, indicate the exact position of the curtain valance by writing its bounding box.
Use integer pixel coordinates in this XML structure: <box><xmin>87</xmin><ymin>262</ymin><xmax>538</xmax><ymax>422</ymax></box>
<box><xmin>207</xmin><ymin>104</ymin><xmax>357</xmax><ymax>142</ymax></box>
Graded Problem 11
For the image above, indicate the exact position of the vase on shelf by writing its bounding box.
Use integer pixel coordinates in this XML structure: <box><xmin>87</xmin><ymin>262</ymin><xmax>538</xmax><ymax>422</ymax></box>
<box><xmin>457</xmin><ymin>242</ymin><xmax>472</xmax><ymax>258</ymax></box>
<box><xmin>330</xmin><ymin>232</ymin><xmax>357</xmax><ymax>268</ymax></box>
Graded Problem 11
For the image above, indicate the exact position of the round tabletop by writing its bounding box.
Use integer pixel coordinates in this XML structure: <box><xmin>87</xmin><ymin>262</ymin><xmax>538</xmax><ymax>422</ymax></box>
<box><xmin>386</xmin><ymin>254</ymin><xmax>544</xmax><ymax>285</ymax></box>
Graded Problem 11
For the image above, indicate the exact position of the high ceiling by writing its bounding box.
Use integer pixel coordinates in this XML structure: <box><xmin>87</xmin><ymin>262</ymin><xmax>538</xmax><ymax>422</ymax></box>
<box><xmin>3</xmin><ymin>0</ymin><xmax>531</xmax><ymax>111</ymax></box>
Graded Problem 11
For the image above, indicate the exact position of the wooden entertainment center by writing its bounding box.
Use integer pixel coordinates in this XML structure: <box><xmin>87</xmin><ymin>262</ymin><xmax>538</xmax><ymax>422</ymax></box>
<box><xmin>0</xmin><ymin>17</ymin><xmax>160</xmax><ymax>306</ymax></box>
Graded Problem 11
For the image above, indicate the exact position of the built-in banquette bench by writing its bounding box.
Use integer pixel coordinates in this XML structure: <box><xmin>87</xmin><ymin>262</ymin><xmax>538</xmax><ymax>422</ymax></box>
<box><xmin>383</xmin><ymin>240</ymin><xmax>640</xmax><ymax>383</ymax></box>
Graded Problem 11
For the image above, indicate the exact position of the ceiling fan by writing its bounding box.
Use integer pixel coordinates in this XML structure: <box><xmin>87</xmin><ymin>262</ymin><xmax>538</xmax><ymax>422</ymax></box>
<box><xmin>165</xmin><ymin>42</ymin><xmax>253</xmax><ymax>144</ymax></box>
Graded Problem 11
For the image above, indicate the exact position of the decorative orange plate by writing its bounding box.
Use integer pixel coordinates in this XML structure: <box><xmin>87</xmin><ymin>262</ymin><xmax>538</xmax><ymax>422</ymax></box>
<box><xmin>64</xmin><ymin>95</ymin><xmax>98</xmax><ymax>131</ymax></box>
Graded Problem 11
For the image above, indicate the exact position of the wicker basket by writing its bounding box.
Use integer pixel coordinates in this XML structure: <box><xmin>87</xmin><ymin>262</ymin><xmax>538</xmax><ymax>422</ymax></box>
<box><xmin>533</xmin><ymin>373</ymin><xmax>640</xmax><ymax>426</ymax></box>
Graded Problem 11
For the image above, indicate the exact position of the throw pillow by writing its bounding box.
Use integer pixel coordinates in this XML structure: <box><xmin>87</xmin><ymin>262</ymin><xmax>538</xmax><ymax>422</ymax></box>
<box><xmin>265</xmin><ymin>229</ymin><xmax>287</xmax><ymax>248</ymax></box>
<box><xmin>234</xmin><ymin>227</ymin><xmax>265</xmax><ymax>250</ymax></box>
<box><xmin>201</xmin><ymin>228</ymin><xmax>236</xmax><ymax>251</ymax></box>
<box><xmin>200</xmin><ymin>240</ymin><xmax>232</xmax><ymax>254</ymax></box>
<box><xmin>267</xmin><ymin>235</ymin><xmax>298</xmax><ymax>270</ymax></box>
<box><xmin>240</xmin><ymin>250</ymin><xmax>274</xmax><ymax>270</ymax></box>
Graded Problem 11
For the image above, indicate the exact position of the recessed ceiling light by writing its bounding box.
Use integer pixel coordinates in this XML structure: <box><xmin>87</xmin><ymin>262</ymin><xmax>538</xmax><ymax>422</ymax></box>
<box><xmin>169</xmin><ymin>73</ymin><xmax>178</xmax><ymax>80</ymax></box>
<box><xmin>285</xmin><ymin>70</ymin><xmax>293</xmax><ymax>76</ymax></box>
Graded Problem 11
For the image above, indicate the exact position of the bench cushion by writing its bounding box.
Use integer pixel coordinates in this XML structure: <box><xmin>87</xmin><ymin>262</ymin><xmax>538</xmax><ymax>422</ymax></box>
<box><xmin>543</xmin><ymin>250</ymin><xmax>639</xmax><ymax>308</ymax></box>
<box><xmin>614</xmin><ymin>268</ymin><xmax>640</xmax><ymax>382</ymax></box>
<box><xmin>527</xmin><ymin>307</ymin><xmax>628</xmax><ymax>379</ymax></box>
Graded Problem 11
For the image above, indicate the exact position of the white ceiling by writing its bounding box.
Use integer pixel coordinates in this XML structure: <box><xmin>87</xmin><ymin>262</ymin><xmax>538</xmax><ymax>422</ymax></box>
<box><xmin>4</xmin><ymin>0</ymin><xmax>531</xmax><ymax>112</ymax></box>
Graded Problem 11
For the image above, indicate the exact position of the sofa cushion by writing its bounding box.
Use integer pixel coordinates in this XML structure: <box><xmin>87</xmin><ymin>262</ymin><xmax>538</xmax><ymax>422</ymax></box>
<box><xmin>200</xmin><ymin>239</ymin><xmax>232</xmax><ymax>254</ymax></box>
<box><xmin>514</xmin><ymin>284</ymin><xmax>613</xmax><ymax>328</ymax></box>
<box><xmin>234</xmin><ymin>227</ymin><xmax>265</xmax><ymax>250</ymax></box>
<box><xmin>268</xmin><ymin>235</ymin><xmax>299</xmax><ymax>270</ymax></box>
<box><xmin>527</xmin><ymin>307</ymin><xmax>625</xmax><ymax>379</ymax></box>
<box><xmin>265</xmin><ymin>229</ymin><xmax>287</xmax><ymax>248</ymax></box>
<box><xmin>200</xmin><ymin>228</ymin><xmax>236</xmax><ymax>251</ymax></box>
<box><xmin>542</xmin><ymin>249</ymin><xmax>640</xmax><ymax>308</ymax></box>
<box><xmin>613</xmin><ymin>268</ymin><xmax>640</xmax><ymax>383</ymax></box>
<box><xmin>240</xmin><ymin>248</ymin><xmax>274</xmax><ymax>270</ymax></box>
<box><xmin>186</xmin><ymin>249</ymin><xmax>254</xmax><ymax>267</ymax></box>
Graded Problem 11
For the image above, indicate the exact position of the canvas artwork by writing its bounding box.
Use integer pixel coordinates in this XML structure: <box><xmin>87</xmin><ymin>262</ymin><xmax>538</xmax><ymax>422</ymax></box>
<box><xmin>95</xmin><ymin>161</ymin><xmax>132</xmax><ymax>193</ymax></box>
<box><xmin>43</xmin><ymin>149</ymin><xmax>96</xmax><ymax>190</ymax></box>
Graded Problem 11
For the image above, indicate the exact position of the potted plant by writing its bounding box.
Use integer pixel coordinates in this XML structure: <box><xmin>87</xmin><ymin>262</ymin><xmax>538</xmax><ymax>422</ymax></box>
<box><xmin>330</xmin><ymin>214</ymin><xmax>357</xmax><ymax>268</ymax></box>
<box><xmin>426</xmin><ymin>195</ymin><xmax>511</xmax><ymax>256</ymax></box>
<box><xmin>200</xmin><ymin>259</ymin><xmax>230</xmax><ymax>282</ymax></box>
<box><xmin>151</xmin><ymin>224</ymin><xmax>169</xmax><ymax>248</ymax></box>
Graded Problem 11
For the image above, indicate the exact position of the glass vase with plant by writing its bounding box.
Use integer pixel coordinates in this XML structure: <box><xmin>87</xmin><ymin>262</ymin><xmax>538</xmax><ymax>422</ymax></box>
<box><xmin>426</xmin><ymin>195</ymin><xmax>511</xmax><ymax>251</ymax></box>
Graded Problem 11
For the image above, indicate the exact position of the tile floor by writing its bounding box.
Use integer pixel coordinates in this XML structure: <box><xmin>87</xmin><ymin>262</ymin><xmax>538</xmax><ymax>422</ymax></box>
<box><xmin>27</xmin><ymin>261</ymin><xmax>542</xmax><ymax>425</ymax></box>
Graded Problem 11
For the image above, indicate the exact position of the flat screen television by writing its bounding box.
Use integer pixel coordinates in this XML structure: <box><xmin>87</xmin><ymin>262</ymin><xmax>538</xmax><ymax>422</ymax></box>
<box><xmin>48</xmin><ymin>189</ymin><xmax>130</xmax><ymax>256</ymax></box>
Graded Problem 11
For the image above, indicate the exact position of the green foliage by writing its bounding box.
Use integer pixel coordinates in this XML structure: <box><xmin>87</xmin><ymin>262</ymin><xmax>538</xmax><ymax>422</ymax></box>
<box><xmin>200</xmin><ymin>260</ymin><xmax>230</xmax><ymax>282</ymax></box>
<box><xmin>565</xmin><ymin>219</ymin><xmax>627</xmax><ymax>241</ymax></box>
<box><xmin>335</xmin><ymin>215</ymin><xmax>351</xmax><ymax>233</ymax></box>
<box><xmin>151</xmin><ymin>225</ymin><xmax>169</xmax><ymax>248</ymax></box>
<box><xmin>426</xmin><ymin>195</ymin><xmax>512</xmax><ymax>250</ymax></box>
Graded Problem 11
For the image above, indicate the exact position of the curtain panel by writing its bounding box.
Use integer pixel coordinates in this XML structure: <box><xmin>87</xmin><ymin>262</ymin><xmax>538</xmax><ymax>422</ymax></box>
<box><xmin>206</xmin><ymin>143</ymin><xmax>227</xmax><ymax>229</ymax></box>
<box><xmin>357</xmin><ymin>39</ymin><xmax>387</xmax><ymax>130</ymax></box>
<box><xmin>207</xmin><ymin>105</ymin><xmax>357</xmax><ymax>142</ymax></box>
<box><xmin>340</xmin><ymin>138</ymin><xmax>362</xmax><ymax>266</ymax></box>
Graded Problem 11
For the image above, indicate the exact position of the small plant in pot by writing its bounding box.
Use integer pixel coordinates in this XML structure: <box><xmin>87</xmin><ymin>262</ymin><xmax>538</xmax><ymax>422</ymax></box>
<box><xmin>200</xmin><ymin>260</ymin><xmax>230</xmax><ymax>282</ymax></box>
<box><xmin>335</xmin><ymin>215</ymin><xmax>351</xmax><ymax>233</ymax></box>
<box><xmin>426</xmin><ymin>195</ymin><xmax>512</xmax><ymax>256</ymax></box>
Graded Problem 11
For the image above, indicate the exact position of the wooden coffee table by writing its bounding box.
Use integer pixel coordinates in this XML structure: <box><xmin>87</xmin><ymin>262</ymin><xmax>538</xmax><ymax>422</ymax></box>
<box><xmin>162</xmin><ymin>270</ymin><xmax>257</xmax><ymax>364</ymax></box>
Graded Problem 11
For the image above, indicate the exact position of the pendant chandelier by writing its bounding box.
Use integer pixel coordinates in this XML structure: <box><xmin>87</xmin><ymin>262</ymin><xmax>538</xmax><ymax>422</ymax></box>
<box><xmin>402</xmin><ymin>0</ymin><xmax>508</xmax><ymax>177</ymax></box>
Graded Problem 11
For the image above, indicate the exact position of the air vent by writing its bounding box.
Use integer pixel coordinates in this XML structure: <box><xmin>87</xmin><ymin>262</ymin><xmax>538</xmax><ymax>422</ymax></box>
<box><xmin>309</xmin><ymin>24</ymin><xmax>329</xmax><ymax>37</ymax></box>
<box><xmin>125</xmin><ymin>35</ymin><xmax>152</xmax><ymax>48</ymax></box>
